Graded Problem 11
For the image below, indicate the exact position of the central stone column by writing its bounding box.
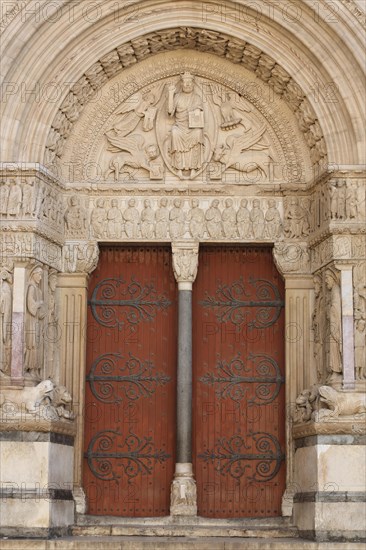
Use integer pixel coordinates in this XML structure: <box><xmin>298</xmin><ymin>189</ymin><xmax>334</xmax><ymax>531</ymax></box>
<box><xmin>170</xmin><ymin>241</ymin><xmax>199</xmax><ymax>516</ymax></box>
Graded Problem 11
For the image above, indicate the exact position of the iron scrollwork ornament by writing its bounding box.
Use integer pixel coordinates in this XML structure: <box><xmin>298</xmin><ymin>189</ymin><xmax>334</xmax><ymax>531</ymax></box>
<box><xmin>200</xmin><ymin>276</ymin><xmax>284</xmax><ymax>329</ymax></box>
<box><xmin>89</xmin><ymin>277</ymin><xmax>171</xmax><ymax>329</ymax></box>
<box><xmin>198</xmin><ymin>432</ymin><xmax>284</xmax><ymax>482</ymax></box>
<box><xmin>200</xmin><ymin>353</ymin><xmax>284</xmax><ymax>404</ymax></box>
<box><xmin>86</xmin><ymin>352</ymin><xmax>171</xmax><ymax>404</ymax></box>
<box><xmin>85</xmin><ymin>430</ymin><xmax>171</xmax><ymax>482</ymax></box>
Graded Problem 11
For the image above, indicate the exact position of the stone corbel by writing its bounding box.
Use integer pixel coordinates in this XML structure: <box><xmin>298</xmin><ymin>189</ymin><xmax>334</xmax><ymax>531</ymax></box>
<box><xmin>62</xmin><ymin>240</ymin><xmax>99</xmax><ymax>275</ymax></box>
<box><xmin>171</xmin><ymin>241</ymin><xmax>199</xmax><ymax>290</ymax></box>
<box><xmin>273</xmin><ymin>241</ymin><xmax>310</xmax><ymax>276</ymax></box>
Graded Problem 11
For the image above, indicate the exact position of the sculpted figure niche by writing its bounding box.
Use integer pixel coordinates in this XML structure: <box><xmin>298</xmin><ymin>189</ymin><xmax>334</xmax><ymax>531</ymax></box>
<box><xmin>103</xmin><ymin>73</ymin><xmax>276</xmax><ymax>183</ymax></box>
<box><xmin>25</xmin><ymin>265</ymin><xmax>46</xmax><ymax>380</ymax></box>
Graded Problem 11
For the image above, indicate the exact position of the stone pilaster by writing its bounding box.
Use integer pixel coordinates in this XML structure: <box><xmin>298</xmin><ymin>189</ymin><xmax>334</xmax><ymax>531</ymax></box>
<box><xmin>170</xmin><ymin>242</ymin><xmax>199</xmax><ymax>516</ymax></box>
<box><xmin>58</xmin><ymin>240</ymin><xmax>99</xmax><ymax>511</ymax></box>
<box><xmin>273</xmin><ymin>242</ymin><xmax>313</xmax><ymax>515</ymax></box>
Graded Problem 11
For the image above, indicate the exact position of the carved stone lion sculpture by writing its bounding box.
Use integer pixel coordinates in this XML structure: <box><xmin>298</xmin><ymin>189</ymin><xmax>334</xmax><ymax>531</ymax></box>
<box><xmin>50</xmin><ymin>385</ymin><xmax>75</xmax><ymax>420</ymax></box>
<box><xmin>316</xmin><ymin>385</ymin><xmax>366</xmax><ymax>419</ymax></box>
<box><xmin>0</xmin><ymin>379</ymin><xmax>54</xmax><ymax>414</ymax></box>
<box><xmin>294</xmin><ymin>385</ymin><xmax>319</xmax><ymax>422</ymax></box>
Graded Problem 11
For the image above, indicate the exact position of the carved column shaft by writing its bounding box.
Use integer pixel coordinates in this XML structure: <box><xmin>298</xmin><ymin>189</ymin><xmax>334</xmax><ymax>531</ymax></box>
<box><xmin>171</xmin><ymin>242</ymin><xmax>199</xmax><ymax>516</ymax></box>
<box><xmin>176</xmin><ymin>287</ymin><xmax>193</xmax><ymax>463</ymax></box>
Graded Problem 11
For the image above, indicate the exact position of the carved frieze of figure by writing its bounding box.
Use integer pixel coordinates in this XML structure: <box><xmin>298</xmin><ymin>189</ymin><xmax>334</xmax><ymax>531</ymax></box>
<box><xmin>206</xmin><ymin>199</ymin><xmax>222</xmax><ymax>238</ymax></box>
<box><xmin>155</xmin><ymin>198</ymin><xmax>169</xmax><ymax>239</ymax></box>
<box><xmin>355</xmin><ymin>318</ymin><xmax>366</xmax><ymax>381</ymax></box>
<box><xmin>312</xmin><ymin>274</ymin><xmax>326</xmax><ymax>382</ymax></box>
<box><xmin>0</xmin><ymin>181</ymin><xmax>10</xmax><ymax>216</ymax></box>
<box><xmin>250</xmin><ymin>199</ymin><xmax>265</xmax><ymax>239</ymax></box>
<box><xmin>265</xmin><ymin>199</ymin><xmax>282</xmax><ymax>239</ymax></box>
<box><xmin>7</xmin><ymin>179</ymin><xmax>22</xmax><ymax>217</ymax></box>
<box><xmin>107</xmin><ymin>199</ymin><xmax>123</xmax><ymax>239</ymax></box>
<box><xmin>283</xmin><ymin>197</ymin><xmax>309</xmax><ymax>238</ymax></box>
<box><xmin>64</xmin><ymin>195</ymin><xmax>87</xmax><ymax>237</ymax></box>
<box><xmin>123</xmin><ymin>198</ymin><xmax>140</xmax><ymax>238</ymax></box>
<box><xmin>169</xmin><ymin>198</ymin><xmax>185</xmax><ymax>239</ymax></box>
<box><xmin>222</xmin><ymin>198</ymin><xmax>237</xmax><ymax>238</ymax></box>
<box><xmin>91</xmin><ymin>198</ymin><xmax>107</xmax><ymax>238</ymax></box>
<box><xmin>167</xmin><ymin>72</ymin><xmax>204</xmax><ymax>179</ymax></box>
<box><xmin>22</xmin><ymin>180</ymin><xmax>36</xmax><ymax>216</ymax></box>
<box><xmin>24</xmin><ymin>265</ymin><xmax>46</xmax><ymax>380</ymax></box>
<box><xmin>236</xmin><ymin>199</ymin><xmax>251</xmax><ymax>239</ymax></box>
<box><xmin>188</xmin><ymin>199</ymin><xmax>206</xmax><ymax>240</ymax></box>
<box><xmin>324</xmin><ymin>269</ymin><xmax>342</xmax><ymax>383</ymax></box>
<box><xmin>140</xmin><ymin>199</ymin><xmax>155</xmax><ymax>239</ymax></box>
<box><xmin>346</xmin><ymin>183</ymin><xmax>358</xmax><ymax>219</ymax></box>
<box><xmin>0</xmin><ymin>263</ymin><xmax>13</xmax><ymax>377</ymax></box>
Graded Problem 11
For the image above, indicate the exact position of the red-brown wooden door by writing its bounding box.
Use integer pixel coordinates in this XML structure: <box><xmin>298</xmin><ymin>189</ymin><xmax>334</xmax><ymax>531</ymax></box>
<box><xmin>83</xmin><ymin>246</ymin><xmax>177</xmax><ymax>516</ymax></box>
<box><xmin>193</xmin><ymin>246</ymin><xmax>285</xmax><ymax>518</ymax></box>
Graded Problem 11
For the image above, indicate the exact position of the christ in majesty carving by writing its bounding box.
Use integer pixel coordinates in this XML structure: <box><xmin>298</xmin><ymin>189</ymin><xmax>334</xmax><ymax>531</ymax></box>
<box><xmin>167</xmin><ymin>72</ymin><xmax>204</xmax><ymax>178</ymax></box>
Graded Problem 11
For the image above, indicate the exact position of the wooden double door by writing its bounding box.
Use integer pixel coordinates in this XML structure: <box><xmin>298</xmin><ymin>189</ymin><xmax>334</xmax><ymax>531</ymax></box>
<box><xmin>83</xmin><ymin>245</ymin><xmax>285</xmax><ymax>517</ymax></box>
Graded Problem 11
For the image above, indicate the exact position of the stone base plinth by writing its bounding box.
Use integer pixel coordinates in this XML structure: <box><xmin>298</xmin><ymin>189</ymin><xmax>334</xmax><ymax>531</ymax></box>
<box><xmin>0</xmin><ymin>429</ymin><xmax>75</xmax><ymax>537</ymax></box>
<box><xmin>170</xmin><ymin>463</ymin><xmax>197</xmax><ymax>516</ymax></box>
<box><xmin>293</xmin><ymin>422</ymin><xmax>366</xmax><ymax>541</ymax></box>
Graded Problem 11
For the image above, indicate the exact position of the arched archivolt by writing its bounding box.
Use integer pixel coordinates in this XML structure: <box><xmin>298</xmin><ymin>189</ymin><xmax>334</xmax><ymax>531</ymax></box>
<box><xmin>0</xmin><ymin>1</ymin><xmax>365</xmax><ymax>168</ymax></box>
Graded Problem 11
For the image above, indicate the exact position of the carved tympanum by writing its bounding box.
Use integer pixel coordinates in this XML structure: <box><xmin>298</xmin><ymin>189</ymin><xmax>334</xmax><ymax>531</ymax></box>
<box><xmin>103</xmin><ymin>73</ymin><xmax>277</xmax><ymax>183</ymax></box>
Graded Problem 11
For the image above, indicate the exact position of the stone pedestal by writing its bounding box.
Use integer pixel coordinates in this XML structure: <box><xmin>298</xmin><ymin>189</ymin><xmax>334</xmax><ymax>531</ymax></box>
<box><xmin>0</xmin><ymin>419</ymin><xmax>76</xmax><ymax>537</ymax></box>
<box><xmin>293</xmin><ymin>421</ymin><xmax>366</xmax><ymax>541</ymax></box>
<box><xmin>170</xmin><ymin>463</ymin><xmax>197</xmax><ymax>516</ymax></box>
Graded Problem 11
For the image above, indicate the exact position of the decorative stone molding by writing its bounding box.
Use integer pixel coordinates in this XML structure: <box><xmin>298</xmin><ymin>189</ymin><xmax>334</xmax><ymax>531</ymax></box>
<box><xmin>172</xmin><ymin>242</ymin><xmax>199</xmax><ymax>287</ymax></box>
<box><xmin>44</xmin><ymin>29</ymin><xmax>326</xmax><ymax>170</ymax></box>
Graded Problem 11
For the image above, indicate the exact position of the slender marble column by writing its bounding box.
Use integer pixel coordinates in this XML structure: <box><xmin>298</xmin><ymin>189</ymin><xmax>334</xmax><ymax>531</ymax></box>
<box><xmin>336</xmin><ymin>265</ymin><xmax>355</xmax><ymax>390</ymax></box>
<box><xmin>170</xmin><ymin>242</ymin><xmax>199</xmax><ymax>516</ymax></box>
<box><xmin>10</xmin><ymin>264</ymin><xmax>27</xmax><ymax>385</ymax></box>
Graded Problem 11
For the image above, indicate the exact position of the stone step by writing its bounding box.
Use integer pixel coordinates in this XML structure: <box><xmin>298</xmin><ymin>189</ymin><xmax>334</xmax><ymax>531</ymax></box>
<box><xmin>1</xmin><ymin>537</ymin><xmax>365</xmax><ymax>549</ymax></box>
<box><xmin>72</xmin><ymin>524</ymin><xmax>298</xmax><ymax>538</ymax></box>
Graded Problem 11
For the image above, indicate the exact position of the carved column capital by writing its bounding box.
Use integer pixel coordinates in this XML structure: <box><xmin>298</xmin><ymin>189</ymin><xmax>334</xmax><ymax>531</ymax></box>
<box><xmin>62</xmin><ymin>241</ymin><xmax>99</xmax><ymax>275</ymax></box>
<box><xmin>273</xmin><ymin>241</ymin><xmax>310</xmax><ymax>276</ymax></box>
<box><xmin>172</xmin><ymin>242</ymin><xmax>199</xmax><ymax>290</ymax></box>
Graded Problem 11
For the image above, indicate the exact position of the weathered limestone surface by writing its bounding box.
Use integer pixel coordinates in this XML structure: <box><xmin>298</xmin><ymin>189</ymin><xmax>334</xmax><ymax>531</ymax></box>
<box><xmin>0</xmin><ymin>0</ymin><xmax>365</xmax><ymax>542</ymax></box>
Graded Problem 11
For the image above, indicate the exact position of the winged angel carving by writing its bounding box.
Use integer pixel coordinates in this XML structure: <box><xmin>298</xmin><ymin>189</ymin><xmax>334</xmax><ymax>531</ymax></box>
<box><xmin>104</xmin><ymin>74</ymin><xmax>274</xmax><ymax>182</ymax></box>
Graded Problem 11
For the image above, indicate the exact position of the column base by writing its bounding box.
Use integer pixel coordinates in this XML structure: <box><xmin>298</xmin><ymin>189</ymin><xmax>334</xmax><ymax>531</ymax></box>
<box><xmin>170</xmin><ymin>463</ymin><xmax>197</xmax><ymax>516</ymax></box>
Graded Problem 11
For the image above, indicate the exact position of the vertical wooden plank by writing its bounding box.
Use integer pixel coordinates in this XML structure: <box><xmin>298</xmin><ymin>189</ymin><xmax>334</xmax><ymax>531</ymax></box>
<box><xmin>83</xmin><ymin>246</ymin><xmax>177</xmax><ymax>517</ymax></box>
<box><xmin>193</xmin><ymin>245</ymin><xmax>285</xmax><ymax>518</ymax></box>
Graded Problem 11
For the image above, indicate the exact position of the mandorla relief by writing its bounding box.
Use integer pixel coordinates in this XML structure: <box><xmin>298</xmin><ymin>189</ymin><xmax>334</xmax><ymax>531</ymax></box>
<box><xmin>103</xmin><ymin>72</ymin><xmax>277</xmax><ymax>183</ymax></box>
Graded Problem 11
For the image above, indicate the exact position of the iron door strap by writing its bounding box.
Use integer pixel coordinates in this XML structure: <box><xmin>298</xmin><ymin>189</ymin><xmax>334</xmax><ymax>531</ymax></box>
<box><xmin>200</xmin><ymin>353</ymin><xmax>284</xmax><ymax>404</ymax></box>
<box><xmin>85</xmin><ymin>430</ymin><xmax>171</xmax><ymax>482</ymax></box>
<box><xmin>86</xmin><ymin>352</ymin><xmax>171</xmax><ymax>404</ymax></box>
<box><xmin>88</xmin><ymin>277</ymin><xmax>171</xmax><ymax>328</ymax></box>
<box><xmin>200</xmin><ymin>276</ymin><xmax>284</xmax><ymax>328</ymax></box>
<box><xmin>198</xmin><ymin>432</ymin><xmax>285</xmax><ymax>482</ymax></box>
